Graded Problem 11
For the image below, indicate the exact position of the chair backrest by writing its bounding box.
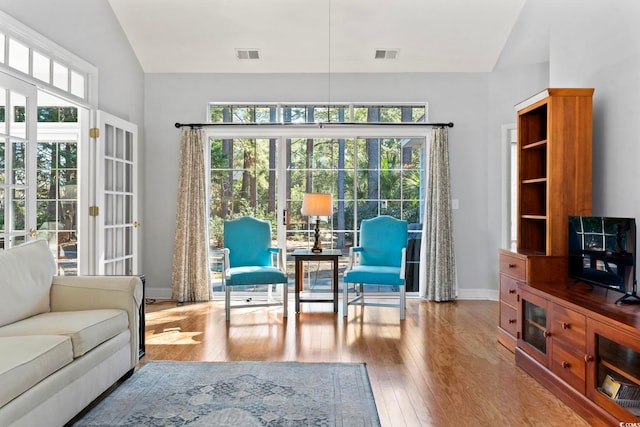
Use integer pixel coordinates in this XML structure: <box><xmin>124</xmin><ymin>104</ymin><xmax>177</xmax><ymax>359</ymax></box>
<box><xmin>358</xmin><ymin>215</ymin><xmax>408</xmax><ymax>267</ymax></box>
<box><xmin>224</xmin><ymin>216</ymin><xmax>274</xmax><ymax>268</ymax></box>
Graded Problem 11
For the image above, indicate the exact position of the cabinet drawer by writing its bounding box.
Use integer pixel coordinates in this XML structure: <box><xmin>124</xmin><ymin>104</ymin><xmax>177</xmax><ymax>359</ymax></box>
<box><xmin>500</xmin><ymin>302</ymin><xmax>518</xmax><ymax>337</ymax></box>
<box><xmin>499</xmin><ymin>252</ymin><xmax>526</xmax><ymax>281</ymax></box>
<box><xmin>551</xmin><ymin>342</ymin><xmax>586</xmax><ymax>393</ymax></box>
<box><xmin>500</xmin><ymin>274</ymin><xmax>519</xmax><ymax>306</ymax></box>
<box><xmin>551</xmin><ymin>305</ymin><xmax>586</xmax><ymax>352</ymax></box>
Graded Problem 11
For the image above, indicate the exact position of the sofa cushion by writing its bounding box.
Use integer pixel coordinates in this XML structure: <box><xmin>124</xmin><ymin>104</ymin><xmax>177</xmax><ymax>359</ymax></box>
<box><xmin>0</xmin><ymin>309</ymin><xmax>128</xmax><ymax>358</ymax></box>
<box><xmin>0</xmin><ymin>335</ymin><xmax>73</xmax><ymax>407</ymax></box>
<box><xmin>0</xmin><ymin>239</ymin><xmax>55</xmax><ymax>327</ymax></box>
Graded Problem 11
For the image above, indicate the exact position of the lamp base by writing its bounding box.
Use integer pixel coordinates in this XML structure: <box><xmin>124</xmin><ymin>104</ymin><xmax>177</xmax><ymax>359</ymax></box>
<box><xmin>312</xmin><ymin>218</ymin><xmax>322</xmax><ymax>253</ymax></box>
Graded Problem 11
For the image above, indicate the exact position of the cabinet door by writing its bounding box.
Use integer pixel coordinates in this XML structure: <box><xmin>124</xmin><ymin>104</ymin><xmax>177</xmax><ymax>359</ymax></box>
<box><xmin>549</xmin><ymin>304</ymin><xmax>587</xmax><ymax>393</ymax></box>
<box><xmin>587</xmin><ymin>319</ymin><xmax>640</xmax><ymax>422</ymax></box>
<box><xmin>518</xmin><ymin>289</ymin><xmax>549</xmax><ymax>366</ymax></box>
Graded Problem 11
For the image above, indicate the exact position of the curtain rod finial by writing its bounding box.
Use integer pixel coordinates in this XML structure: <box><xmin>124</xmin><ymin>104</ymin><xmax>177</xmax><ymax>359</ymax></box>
<box><xmin>175</xmin><ymin>122</ymin><xmax>182</xmax><ymax>128</ymax></box>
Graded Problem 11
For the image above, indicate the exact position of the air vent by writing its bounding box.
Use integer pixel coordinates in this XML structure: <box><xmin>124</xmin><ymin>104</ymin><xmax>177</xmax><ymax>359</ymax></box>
<box><xmin>374</xmin><ymin>49</ymin><xmax>399</xmax><ymax>60</ymax></box>
<box><xmin>235</xmin><ymin>49</ymin><xmax>261</xmax><ymax>60</ymax></box>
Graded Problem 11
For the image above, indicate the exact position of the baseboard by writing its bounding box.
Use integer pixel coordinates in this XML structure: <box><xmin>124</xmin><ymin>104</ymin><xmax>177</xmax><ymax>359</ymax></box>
<box><xmin>457</xmin><ymin>288</ymin><xmax>499</xmax><ymax>301</ymax></box>
<box><xmin>145</xmin><ymin>286</ymin><xmax>499</xmax><ymax>302</ymax></box>
<box><xmin>145</xmin><ymin>286</ymin><xmax>173</xmax><ymax>300</ymax></box>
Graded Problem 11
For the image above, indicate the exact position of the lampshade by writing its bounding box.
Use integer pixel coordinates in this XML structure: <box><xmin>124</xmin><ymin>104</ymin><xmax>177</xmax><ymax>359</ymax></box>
<box><xmin>301</xmin><ymin>193</ymin><xmax>333</xmax><ymax>216</ymax></box>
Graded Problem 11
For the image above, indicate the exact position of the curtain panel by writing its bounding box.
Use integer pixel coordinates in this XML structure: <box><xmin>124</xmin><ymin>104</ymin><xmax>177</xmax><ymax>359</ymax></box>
<box><xmin>171</xmin><ymin>128</ymin><xmax>212</xmax><ymax>303</ymax></box>
<box><xmin>420</xmin><ymin>127</ymin><xmax>457</xmax><ymax>301</ymax></box>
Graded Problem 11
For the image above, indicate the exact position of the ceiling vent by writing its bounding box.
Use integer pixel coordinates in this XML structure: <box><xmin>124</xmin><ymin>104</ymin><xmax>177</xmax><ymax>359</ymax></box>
<box><xmin>235</xmin><ymin>49</ymin><xmax>261</xmax><ymax>60</ymax></box>
<box><xmin>374</xmin><ymin>49</ymin><xmax>399</xmax><ymax>60</ymax></box>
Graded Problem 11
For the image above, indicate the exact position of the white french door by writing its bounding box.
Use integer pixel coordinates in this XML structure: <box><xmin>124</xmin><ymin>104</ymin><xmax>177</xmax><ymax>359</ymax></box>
<box><xmin>93</xmin><ymin>111</ymin><xmax>139</xmax><ymax>275</ymax></box>
<box><xmin>0</xmin><ymin>73</ymin><xmax>37</xmax><ymax>248</ymax></box>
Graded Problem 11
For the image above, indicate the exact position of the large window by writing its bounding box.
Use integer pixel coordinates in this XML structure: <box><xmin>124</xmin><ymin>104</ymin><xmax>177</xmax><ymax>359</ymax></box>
<box><xmin>207</xmin><ymin>103</ymin><xmax>428</xmax><ymax>294</ymax></box>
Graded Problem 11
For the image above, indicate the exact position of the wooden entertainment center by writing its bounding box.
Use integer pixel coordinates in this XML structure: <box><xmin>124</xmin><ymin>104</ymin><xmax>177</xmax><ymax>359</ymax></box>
<box><xmin>498</xmin><ymin>88</ymin><xmax>640</xmax><ymax>424</ymax></box>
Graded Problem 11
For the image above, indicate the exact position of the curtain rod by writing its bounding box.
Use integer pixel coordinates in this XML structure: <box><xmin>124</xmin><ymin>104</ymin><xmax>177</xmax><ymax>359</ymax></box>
<box><xmin>174</xmin><ymin>121</ymin><xmax>453</xmax><ymax>129</ymax></box>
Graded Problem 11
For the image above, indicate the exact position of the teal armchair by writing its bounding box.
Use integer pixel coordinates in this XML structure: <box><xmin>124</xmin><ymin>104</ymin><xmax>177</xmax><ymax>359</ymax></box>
<box><xmin>223</xmin><ymin>216</ymin><xmax>288</xmax><ymax>321</ymax></box>
<box><xmin>343</xmin><ymin>215</ymin><xmax>408</xmax><ymax>320</ymax></box>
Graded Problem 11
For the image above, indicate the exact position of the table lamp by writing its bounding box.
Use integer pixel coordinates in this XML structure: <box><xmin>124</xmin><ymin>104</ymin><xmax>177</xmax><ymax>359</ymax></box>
<box><xmin>301</xmin><ymin>193</ymin><xmax>333</xmax><ymax>253</ymax></box>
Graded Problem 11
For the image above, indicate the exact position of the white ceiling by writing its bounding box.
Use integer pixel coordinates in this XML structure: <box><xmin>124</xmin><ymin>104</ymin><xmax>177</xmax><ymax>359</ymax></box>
<box><xmin>107</xmin><ymin>0</ymin><xmax>526</xmax><ymax>74</ymax></box>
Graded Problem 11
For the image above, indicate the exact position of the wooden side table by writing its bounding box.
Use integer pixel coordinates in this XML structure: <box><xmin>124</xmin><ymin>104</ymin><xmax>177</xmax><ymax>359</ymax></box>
<box><xmin>292</xmin><ymin>249</ymin><xmax>341</xmax><ymax>313</ymax></box>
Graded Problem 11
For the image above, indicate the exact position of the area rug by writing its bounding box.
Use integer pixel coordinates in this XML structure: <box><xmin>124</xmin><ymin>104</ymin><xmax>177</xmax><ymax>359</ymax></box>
<box><xmin>72</xmin><ymin>361</ymin><xmax>381</xmax><ymax>426</ymax></box>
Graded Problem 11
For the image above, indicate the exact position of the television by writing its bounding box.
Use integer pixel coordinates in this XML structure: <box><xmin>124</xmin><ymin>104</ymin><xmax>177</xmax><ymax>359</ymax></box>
<box><xmin>568</xmin><ymin>216</ymin><xmax>640</xmax><ymax>304</ymax></box>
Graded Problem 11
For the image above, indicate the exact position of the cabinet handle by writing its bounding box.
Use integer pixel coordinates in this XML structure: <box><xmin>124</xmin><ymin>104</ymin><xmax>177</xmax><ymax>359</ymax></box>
<box><xmin>584</xmin><ymin>354</ymin><xmax>594</xmax><ymax>363</ymax></box>
<box><xmin>561</xmin><ymin>322</ymin><xmax>570</xmax><ymax>330</ymax></box>
<box><xmin>508</xmin><ymin>263</ymin><xmax>516</xmax><ymax>268</ymax></box>
<box><xmin>562</xmin><ymin>361</ymin><xmax>570</xmax><ymax>369</ymax></box>
<box><xmin>509</xmin><ymin>319</ymin><xmax>516</xmax><ymax>324</ymax></box>
<box><xmin>543</xmin><ymin>330</ymin><xmax>551</xmax><ymax>338</ymax></box>
<box><xmin>508</xmin><ymin>289</ymin><xmax>516</xmax><ymax>294</ymax></box>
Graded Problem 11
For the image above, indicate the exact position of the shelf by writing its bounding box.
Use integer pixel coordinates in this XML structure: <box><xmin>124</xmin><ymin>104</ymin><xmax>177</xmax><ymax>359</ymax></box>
<box><xmin>522</xmin><ymin>139</ymin><xmax>548</xmax><ymax>150</ymax></box>
<box><xmin>600</xmin><ymin>360</ymin><xmax>640</xmax><ymax>387</ymax></box>
<box><xmin>515</xmin><ymin>88</ymin><xmax>592</xmax><ymax>258</ymax></box>
<box><xmin>599</xmin><ymin>335</ymin><xmax>640</xmax><ymax>384</ymax></box>
<box><xmin>527</xmin><ymin>318</ymin><xmax>546</xmax><ymax>331</ymax></box>
<box><xmin>522</xmin><ymin>215</ymin><xmax>547</xmax><ymax>220</ymax></box>
<box><xmin>522</xmin><ymin>178</ymin><xmax>547</xmax><ymax>185</ymax></box>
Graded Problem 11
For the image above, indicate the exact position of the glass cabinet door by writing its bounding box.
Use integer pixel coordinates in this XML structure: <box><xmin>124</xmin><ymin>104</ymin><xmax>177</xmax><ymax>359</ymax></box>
<box><xmin>519</xmin><ymin>290</ymin><xmax>549</xmax><ymax>366</ymax></box>
<box><xmin>588</xmin><ymin>319</ymin><xmax>640</xmax><ymax>422</ymax></box>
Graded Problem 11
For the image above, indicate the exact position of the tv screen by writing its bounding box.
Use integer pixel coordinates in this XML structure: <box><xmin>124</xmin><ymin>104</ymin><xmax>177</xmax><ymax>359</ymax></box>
<box><xmin>568</xmin><ymin>216</ymin><xmax>639</xmax><ymax>304</ymax></box>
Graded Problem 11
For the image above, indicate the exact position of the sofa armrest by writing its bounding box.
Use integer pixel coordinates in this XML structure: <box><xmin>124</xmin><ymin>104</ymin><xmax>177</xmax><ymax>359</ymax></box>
<box><xmin>50</xmin><ymin>276</ymin><xmax>143</xmax><ymax>368</ymax></box>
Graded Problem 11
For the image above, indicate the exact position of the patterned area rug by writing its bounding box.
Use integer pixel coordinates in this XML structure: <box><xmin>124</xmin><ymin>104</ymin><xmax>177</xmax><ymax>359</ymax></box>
<box><xmin>72</xmin><ymin>361</ymin><xmax>381</xmax><ymax>426</ymax></box>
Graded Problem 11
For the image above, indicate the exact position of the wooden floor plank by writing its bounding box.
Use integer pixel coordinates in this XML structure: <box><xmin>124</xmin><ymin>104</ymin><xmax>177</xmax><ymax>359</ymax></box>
<box><xmin>142</xmin><ymin>299</ymin><xmax>589</xmax><ymax>427</ymax></box>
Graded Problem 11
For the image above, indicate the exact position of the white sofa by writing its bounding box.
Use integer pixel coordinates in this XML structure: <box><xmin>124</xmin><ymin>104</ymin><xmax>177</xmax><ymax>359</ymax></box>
<box><xmin>0</xmin><ymin>240</ymin><xmax>143</xmax><ymax>427</ymax></box>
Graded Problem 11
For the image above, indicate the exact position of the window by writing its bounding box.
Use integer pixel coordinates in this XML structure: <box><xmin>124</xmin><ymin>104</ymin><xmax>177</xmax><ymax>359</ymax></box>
<box><xmin>207</xmin><ymin>103</ymin><xmax>428</xmax><ymax>293</ymax></box>
<box><xmin>209</xmin><ymin>104</ymin><xmax>426</xmax><ymax>124</ymax></box>
<box><xmin>0</xmin><ymin>11</ymin><xmax>97</xmax><ymax>106</ymax></box>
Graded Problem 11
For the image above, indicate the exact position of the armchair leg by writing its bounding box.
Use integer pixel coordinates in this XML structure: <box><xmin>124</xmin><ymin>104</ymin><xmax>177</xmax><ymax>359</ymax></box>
<box><xmin>343</xmin><ymin>282</ymin><xmax>348</xmax><ymax>317</ymax></box>
<box><xmin>282</xmin><ymin>282</ymin><xmax>288</xmax><ymax>318</ymax></box>
<box><xmin>225</xmin><ymin>286</ymin><xmax>231</xmax><ymax>321</ymax></box>
<box><xmin>400</xmin><ymin>284</ymin><xmax>406</xmax><ymax>320</ymax></box>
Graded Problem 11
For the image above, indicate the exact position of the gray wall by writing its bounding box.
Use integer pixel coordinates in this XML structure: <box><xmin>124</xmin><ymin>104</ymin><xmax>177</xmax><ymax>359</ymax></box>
<box><xmin>144</xmin><ymin>72</ymin><xmax>491</xmax><ymax>298</ymax></box>
<box><xmin>548</xmin><ymin>0</ymin><xmax>640</xmax><ymax>221</ymax></box>
<box><xmin>486</xmin><ymin>62</ymin><xmax>549</xmax><ymax>297</ymax></box>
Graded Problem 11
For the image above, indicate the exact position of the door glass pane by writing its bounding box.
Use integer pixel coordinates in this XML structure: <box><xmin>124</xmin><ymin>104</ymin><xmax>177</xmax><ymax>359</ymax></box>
<box><xmin>0</xmin><ymin>188</ymin><xmax>4</xmax><ymax>231</ymax></box>
<box><xmin>0</xmin><ymin>138</ymin><xmax>5</xmax><ymax>184</ymax></box>
<box><xmin>523</xmin><ymin>300</ymin><xmax>547</xmax><ymax>354</ymax></box>
<box><xmin>11</xmin><ymin>141</ymin><xmax>25</xmax><ymax>184</ymax></box>
<box><xmin>0</xmin><ymin>90</ymin><xmax>5</xmax><ymax>135</ymax></box>
<box><xmin>36</xmin><ymin>92</ymin><xmax>81</xmax><ymax>275</ymax></box>
<box><xmin>11</xmin><ymin>188</ymin><xmax>25</xmax><ymax>231</ymax></box>
<box><xmin>10</xmin><ymin>92</ymin><xmax>26</xmax><ymax>139</ymax></box>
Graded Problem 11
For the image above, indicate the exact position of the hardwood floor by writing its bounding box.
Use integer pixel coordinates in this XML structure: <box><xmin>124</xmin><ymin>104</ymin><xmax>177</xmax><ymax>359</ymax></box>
<box><xmin>141</xmin><ymin>298</ymin><xmax>589</xmax><ymax>427</ymax></box>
